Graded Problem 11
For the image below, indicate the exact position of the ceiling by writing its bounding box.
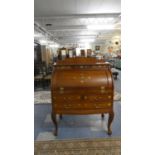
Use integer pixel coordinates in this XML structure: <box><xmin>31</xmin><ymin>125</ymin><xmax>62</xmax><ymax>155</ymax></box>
<box><xmin>34</xmin><ymin>0</ymin><xmax>121</xmax><ymax>47</ymax></box>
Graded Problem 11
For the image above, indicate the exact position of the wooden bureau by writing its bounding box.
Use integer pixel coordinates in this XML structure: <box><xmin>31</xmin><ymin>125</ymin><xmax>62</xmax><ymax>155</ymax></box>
<box><xmin>51</xmin><ymin>57</ymin><xmax>114</xmax><ymax>136</ymax></box>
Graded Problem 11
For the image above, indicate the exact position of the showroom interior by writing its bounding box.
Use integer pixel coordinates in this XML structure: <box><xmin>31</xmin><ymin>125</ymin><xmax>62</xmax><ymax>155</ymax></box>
<box><xmin>34</xmin><ymin>0</ymin><xmax>121</xmax><ymax>154</ymax></box>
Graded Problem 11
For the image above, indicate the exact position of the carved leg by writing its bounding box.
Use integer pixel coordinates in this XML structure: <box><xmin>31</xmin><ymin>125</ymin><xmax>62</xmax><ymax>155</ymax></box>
<box><xmin>51</xmin><ymin>112</ymin><xmax>58</xmax><ymax>136</ymax></box>
<box><xmin>107</xmin><ymin>111</ymin><xmax>114</xmax><ymax>135</ymax></box>
<box><xmin>60</xmin><ymin>114</ymin><xmax>63</xmax><ymax>120</ymax></box>
<box><xmin>101</xmin><ymin>113</ymin><xmax>104</xmax><ymax>119</ymax></box>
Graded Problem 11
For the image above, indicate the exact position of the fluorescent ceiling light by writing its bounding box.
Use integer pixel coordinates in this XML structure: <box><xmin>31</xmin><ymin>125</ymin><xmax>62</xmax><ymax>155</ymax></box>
<box><xmin>49</xmin><ymin>44</ymin><xmax>59</xmax><ymax>48</ymax></box>
<box><xmin>87</xmin><ymin>25</ymin><xmax>114</xmax><ymax>30</ymax></box>
<box><xmin>34</xmin><ymin>33</ymin><xmax>42</xmax><ymax>38</ymax></box>
<box><xmin>39</xmin><ymin>39</ymin><xmax>47</xmax><ymax>44</ymax></box>
<box><xmin>80</xmin><ymin>39</ymin><xmax>95</xmax><ymax>43</ymax></box>
<box><xmin>48</xmin><ymin>41</ymin><xmax>54</xmax><ymax>44</ymax></box>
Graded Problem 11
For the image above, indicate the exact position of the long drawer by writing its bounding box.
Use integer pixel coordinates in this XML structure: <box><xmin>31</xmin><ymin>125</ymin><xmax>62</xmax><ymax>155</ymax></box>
<box><xmin>52</xmin><ymin>93</ymin><xmax>113</xmax><ymax>102</ymax></box>
<box><xmin>53</xmin><ymin>101</ymin><xmax>112</xmax><ymax>110</ymax></box>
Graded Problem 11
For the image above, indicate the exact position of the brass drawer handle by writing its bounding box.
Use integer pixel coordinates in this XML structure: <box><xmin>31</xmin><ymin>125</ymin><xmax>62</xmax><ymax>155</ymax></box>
<box><xmin>87</xmin><ymin>76</ymin><xmax>91</xmax><ymax>80</ymax></box>
<box><xmin>59</xmin><ymin>87</ymin><xmax>64</xmax><ymax>94</ymax></box>
<box><xmin>64</xmin><ymin>104</ymin><xmax>71</xmax><ymax>109</ymax></box>
<box><xmin>84</xmin><ymin>96</ymin><xmax>87</xmax><ymax>100</ymax></box>
<box><xmin>100</xmin><ymin>86</ymin><xmax>105</xmax><ymax>93</ymax></box>
<box><xmin>101</xmin><ymin>86</ymin><xmax>105</xmax><ymax>90</ymax></box>
<box><xmin>108</xmin><ymin>96</ymin><xmax>111</xmax><ymax>99</ymax></box>
<box><xmin>94</xmin><ymin>104</ymin><xmax>99</xmax><ymax>108</ymax></box>
<box><xmin>60</xmin><ymin>87</ymin><xmax>64</xmax><ymax>91</ymax></box>
<box><xmin>101</xmin><ymin>90</ymin><xmax>105</xmax><ymax>93</ymax></box>
<box><xmin>80</xmin><ymin>80</ymin><xmax>84</xmax><ymax>83</ymax></box>
<box><xmin>107</xmin><ymin>103</ymin><xmax>111</xmax><ymax>106</ymax></box>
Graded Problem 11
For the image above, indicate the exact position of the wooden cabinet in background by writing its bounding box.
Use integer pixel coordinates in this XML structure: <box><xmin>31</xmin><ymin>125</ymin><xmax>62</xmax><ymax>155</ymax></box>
<box><xmin>80</xmin><ymin>49</ymin><xmax>86</xmax><ymax>57</ymax></box>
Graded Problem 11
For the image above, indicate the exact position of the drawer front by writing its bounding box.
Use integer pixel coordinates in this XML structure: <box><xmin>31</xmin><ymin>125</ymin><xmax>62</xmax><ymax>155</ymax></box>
<box><xmin>52</xmin><ymin>82</ymin><xmax>113</xmax><ymax>95</ymax></box>
<box><xmin>52</xmin><ymin>93</ymin><xmax>113</xmax><ymax>102</ymax></box>
<box><xmin>53</xmin><ymin>101</ymin><xmax>112</xmax><ymax>110</ymax></box>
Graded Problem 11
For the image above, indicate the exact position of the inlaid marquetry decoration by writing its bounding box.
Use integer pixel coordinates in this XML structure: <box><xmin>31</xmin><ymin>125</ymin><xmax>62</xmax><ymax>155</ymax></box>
<box><xmin>59</xmin><ymin>87</ymin><xmax>64</xmax><ymax>94</ymax></box>
<box><xmin>100</xmin><ymin>86</ymin><xmax>105</xmax><ymax>93</ymax></box>
<box><xmin>72</xmin><ymin>75</ymin><xmax>92</xmax><ymax>84</ymax></box>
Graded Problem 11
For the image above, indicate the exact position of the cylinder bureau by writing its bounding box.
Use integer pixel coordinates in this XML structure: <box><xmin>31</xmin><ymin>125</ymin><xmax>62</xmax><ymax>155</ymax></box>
<box><xmin>51</xmin><ymin>57</ymin><xmax>114</xmax><ymax>136</ymax></box>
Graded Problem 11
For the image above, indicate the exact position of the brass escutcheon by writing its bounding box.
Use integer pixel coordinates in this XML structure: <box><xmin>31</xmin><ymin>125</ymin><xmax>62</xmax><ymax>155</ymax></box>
<box><xmin>101</xmin><ymin>86</ymin><xmax>105</xmax><ymax>90</ymax></box>
<box><xmin>84</xmin><ymin>96</ymin><xmax>87</xmax><ymax>99</ymax></box>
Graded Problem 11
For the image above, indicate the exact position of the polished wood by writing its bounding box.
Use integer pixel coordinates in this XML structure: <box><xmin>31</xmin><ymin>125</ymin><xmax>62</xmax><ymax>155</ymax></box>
<box><xmin>51</xmin><ymin>57</ymin><xmax>114</xmax><ymax>135</ymax></box>
<box><xmin>108</xmin><ymin>111</ymin><xmax>114</xmax><ymax>135</ymax></box>
<box><xmin>101</xmin><ymin>113</ymin><xmax>104</xmax><ymax>119</ymax></box>
<box><xmin>51</xmin><ymin>112</ymin><xmax>58</xmax><ymax>136</ymax></box>
<box><xmin>56</xmin><ymin>57</ymin><xmax>105</xmax><ymax>65</ymax></box>
<box><xmin>80</xmin><ymin>50</ymin><xmax>85</xmax><ymax>57</ymax></box>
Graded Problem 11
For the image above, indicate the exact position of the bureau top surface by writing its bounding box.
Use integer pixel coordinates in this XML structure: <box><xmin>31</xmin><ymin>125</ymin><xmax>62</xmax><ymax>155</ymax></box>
<box><xmin>55</xmin><ymin>57</ymin><xmax>108</xmax><ymax>66</ymax></box>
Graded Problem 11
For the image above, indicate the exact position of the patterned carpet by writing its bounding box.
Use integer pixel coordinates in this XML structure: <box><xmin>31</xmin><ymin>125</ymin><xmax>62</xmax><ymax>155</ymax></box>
<box><xmin>34</xmin><ymin>138</ymin><xmax>121</xmax><ymax>155</ymax></box>
<box><xmin>34</xmin><ymin>90</ymin><xmax>121</xmax><ymax>104</ymax></box>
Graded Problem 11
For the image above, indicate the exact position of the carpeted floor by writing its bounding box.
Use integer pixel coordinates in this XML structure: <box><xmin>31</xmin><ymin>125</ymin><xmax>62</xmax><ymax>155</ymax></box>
<box><xmin>34</xmin><ymin>101</ymin><xmax>121</xmax><ymax>141</ymax></box>
<box><xmin>34</xmin><ymin>138</ymin><xmax>121</xmax><ymax>155</ymax></box>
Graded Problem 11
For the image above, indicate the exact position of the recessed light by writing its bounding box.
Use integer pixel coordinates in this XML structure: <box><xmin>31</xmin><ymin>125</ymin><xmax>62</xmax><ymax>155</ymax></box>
<box><xmin>46</xmin><ymin>24</ymin><xmax>52</xmax><ymax>26</ymax></box>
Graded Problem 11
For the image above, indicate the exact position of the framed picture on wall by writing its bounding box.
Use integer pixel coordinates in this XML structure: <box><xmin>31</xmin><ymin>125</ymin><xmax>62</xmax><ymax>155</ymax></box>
<box><xmin>95</xmin><ymin>46</ymin><xmax>100</xmax><ymax>51</ymax></box>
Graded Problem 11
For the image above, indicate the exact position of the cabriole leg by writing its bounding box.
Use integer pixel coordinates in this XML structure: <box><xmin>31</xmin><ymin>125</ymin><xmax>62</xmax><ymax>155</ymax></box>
<box><xmin>107</xmin><ymin>111</ymin><xmax>114</xmax><ymax>135</ymax></box>
<box><xmin>60</xmin><ymin>114</ymin><xmax>63</xmax><ymax>120</ymax></box>
<box><xmin>51</xmin><ymin>112</ymin><xmax>58</xmax><ymax>136</ymax></box>
<box><xmin>101</xmin><ymin>113</ymin><xmax>104</xmax><ymax>119</ymax></box>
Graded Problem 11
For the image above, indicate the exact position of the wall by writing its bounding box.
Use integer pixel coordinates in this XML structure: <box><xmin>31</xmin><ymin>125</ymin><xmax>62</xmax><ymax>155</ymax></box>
<box><xmin>91</xmin><ymin>36</ymin><xmax>121</xmax><ymax>56</ymax></box>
